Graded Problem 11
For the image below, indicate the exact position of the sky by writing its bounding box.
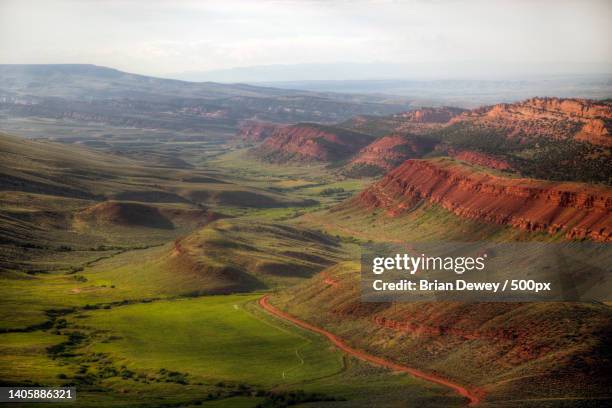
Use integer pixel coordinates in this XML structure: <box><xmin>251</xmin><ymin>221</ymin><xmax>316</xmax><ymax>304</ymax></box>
<box><xmin>0</xmin><ymin>0</ymin><xmax>611</xmax><ymax>80</ymax></box>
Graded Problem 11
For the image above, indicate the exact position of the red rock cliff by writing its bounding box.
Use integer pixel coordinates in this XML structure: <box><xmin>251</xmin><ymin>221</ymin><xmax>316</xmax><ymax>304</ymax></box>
<box><xmin>357</xmin><ymin>159</ymin><xmax>612</xmax><ymax>241</ymax></box>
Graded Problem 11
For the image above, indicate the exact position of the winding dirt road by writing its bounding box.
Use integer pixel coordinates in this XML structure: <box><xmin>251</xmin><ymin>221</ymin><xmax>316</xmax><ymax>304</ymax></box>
<box><xmin>259</xmin><ymin>295</ymin><xmax>482</xmax><ymax>406</ymax></box>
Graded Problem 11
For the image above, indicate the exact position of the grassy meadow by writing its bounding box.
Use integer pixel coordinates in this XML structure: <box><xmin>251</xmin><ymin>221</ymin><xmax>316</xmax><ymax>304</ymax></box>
<box><xmin>0</xmin><ymin>291</ymin><xmax>462</xmax><ymax>407</ymax></box>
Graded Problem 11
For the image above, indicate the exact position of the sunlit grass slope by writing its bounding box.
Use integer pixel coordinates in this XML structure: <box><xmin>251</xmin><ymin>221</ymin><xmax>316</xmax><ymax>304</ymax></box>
<box><xmin>0</xmin><ymin>217</ymin><xmax>345</xmax><ymax>330</ymax></box>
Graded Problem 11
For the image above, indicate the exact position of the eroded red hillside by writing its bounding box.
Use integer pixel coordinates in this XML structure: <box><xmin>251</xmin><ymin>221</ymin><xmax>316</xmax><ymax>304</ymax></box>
<box><xmin>237</xmin><ymin>121</ymin><xmax>281</xmax><ymax>142</ymax></box>
<box><xmin>451</xmin><ymin>97</ymin><xmax>612</xmax><ymax>146</ymax></box>
<box><xmin>357</xmin><ymin>158</ymin><xmax>612</xmax><ymax>241</ymax></box>
<box><xmin>348</xmin><ymin>134</ymin><xmax>436</xmax><ymax>172</ymax></box>
<box><xmin>253</xmin><ymin>123</ymin><xmax>374</xmax><ymax>162</ymax></box>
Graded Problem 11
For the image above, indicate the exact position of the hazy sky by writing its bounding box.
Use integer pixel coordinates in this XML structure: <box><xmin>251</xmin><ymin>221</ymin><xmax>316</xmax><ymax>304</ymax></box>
<box><xmin>1</xmin><ymin>0</ymin><xmax>611</xmax><ymax>78</ymax></box>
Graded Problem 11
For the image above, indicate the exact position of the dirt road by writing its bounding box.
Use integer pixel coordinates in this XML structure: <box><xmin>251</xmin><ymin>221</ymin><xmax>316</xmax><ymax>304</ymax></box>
<box><xmin>259</xmin><ymin>295</ymin><xmax>482</xmax><ymax>406</ymax></box>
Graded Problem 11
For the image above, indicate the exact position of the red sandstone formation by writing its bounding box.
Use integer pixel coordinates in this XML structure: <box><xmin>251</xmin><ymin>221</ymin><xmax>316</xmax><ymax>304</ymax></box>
<box><xmin>448</xmin><ymin>149</ymin><xmax>514</xmax><ymax>171</ymax></box>
<box><xmin>348</xmin><ymin>134</ymin><xmax>436</xmax><ymax>171</ymax></box>
<box><xmin>357</xmin><ymin>159</ymin><xmax>612</xmax><ymax>241</ymax></box>
<box><xmin>237</xmin><ymin>121</ymin><xmax>281</xmax><ymax>142</ymax></box>
<box><xmin>255</xmin><ymin>123</ymin><xmax>374</xmax><ymax>162</ymax></box>
<box><xmin>451</xmin><ymin>97</ymin><xmax>612</xmax><ymax>147</ymax></box>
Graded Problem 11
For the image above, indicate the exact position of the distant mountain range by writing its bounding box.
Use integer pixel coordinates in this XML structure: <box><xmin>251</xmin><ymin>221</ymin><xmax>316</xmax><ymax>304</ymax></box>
<box><xmin>253</xmin><ymin>77</ymin><xmax>612</xmax><ymax>107</ymax></box>
<box><xmin>0</xmin><ymin>64</ymin><xmax>414</xmax><ymax>127</ymax></box>
<box><xmin>168</xmin><ymin>62</ymin><xmax>612</xmax><ymax>107</ymax></box>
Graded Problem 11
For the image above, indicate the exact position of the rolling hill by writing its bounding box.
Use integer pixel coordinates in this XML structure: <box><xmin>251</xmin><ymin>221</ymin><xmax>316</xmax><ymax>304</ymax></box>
<box><xmin>167</xmin><ymin>218</ymin><xmax>346</xmax><ymax>292</ymax></box>
<box><xmin>250</xmin><ymin>123</ymin><xmax>375</xmax><ymax>163</ymax></box>
<box><xmin>0</xmin><ymin>132</ymin><xmax>315</xmax><ymax>273</ymax></box>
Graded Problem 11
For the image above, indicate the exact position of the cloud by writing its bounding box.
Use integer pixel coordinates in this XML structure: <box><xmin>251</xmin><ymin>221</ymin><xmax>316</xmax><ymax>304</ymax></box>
<box><xmin>0</xmin><ymin>0</ymin><xmax>610</xmax><ymax>77</ymax></box>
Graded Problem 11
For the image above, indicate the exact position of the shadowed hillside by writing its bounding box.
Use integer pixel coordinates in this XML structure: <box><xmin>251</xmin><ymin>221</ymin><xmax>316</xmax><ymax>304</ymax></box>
<box><xmin>168</xmin><ymin>219</ymin><xmax>346</xmax><ymax>292</ymax></box>
<box><xmin>0</xmin><ymin>132</ymin><xmax>315</xmax><ymax>273</ymax></box>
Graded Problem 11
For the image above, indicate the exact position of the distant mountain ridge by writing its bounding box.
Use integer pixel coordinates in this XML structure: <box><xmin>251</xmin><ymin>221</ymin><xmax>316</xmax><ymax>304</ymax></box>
<box><xmin>0</xmin><ymin>64</ymin><xmax>413</xmax><ymax>125</ymax></box>
<box><xmin>254</xmin><ymin>76</ymin><xmax>612</xmax><ymax>108</ymax></box>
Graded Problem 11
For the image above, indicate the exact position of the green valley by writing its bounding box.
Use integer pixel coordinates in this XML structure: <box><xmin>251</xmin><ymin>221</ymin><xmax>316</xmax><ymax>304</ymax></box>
<box><xmin>1</xmin><ymin>64</ymin><xmax>610</xmax><ymax>408</ymax></box>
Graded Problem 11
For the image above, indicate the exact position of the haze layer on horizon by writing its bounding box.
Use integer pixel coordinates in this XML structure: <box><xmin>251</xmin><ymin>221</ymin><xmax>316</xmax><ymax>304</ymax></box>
<box><xmin>1</xmin><ymin>0</ymin><xmax>611</xmax><ymax>81</ymax></box>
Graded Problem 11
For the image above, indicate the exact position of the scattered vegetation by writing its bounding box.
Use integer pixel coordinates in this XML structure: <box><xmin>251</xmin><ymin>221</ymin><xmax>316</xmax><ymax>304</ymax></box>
<box><xmin>433</xmin><ymin>123</ymin><xmax>612</xmax><ymax>184</ymax></box>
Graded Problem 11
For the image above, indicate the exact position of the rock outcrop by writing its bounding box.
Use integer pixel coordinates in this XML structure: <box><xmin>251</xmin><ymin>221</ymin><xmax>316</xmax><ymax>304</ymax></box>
<box><xmin>253</xmin><ymin>123</ymin><xmax>374</xmax><ymax>162</ymax></box>
<box><xmin>237</xmin><ymin>121</ymin><xmax>280</xmax><ymax>142</ymax></box>
<box><xmin>452</xmin><ymin>97</ymin><xmax>612</xmax><ymax>146</ymax></box>
<box><xmin>357</xmin><ymin>158</ymin><xmax>612</xmax><ymax>241</ymax></box>
<box><xmin>347</xmin><ymin>134</ymin><xmax>437</xmax><ymax>172</ymax></box>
